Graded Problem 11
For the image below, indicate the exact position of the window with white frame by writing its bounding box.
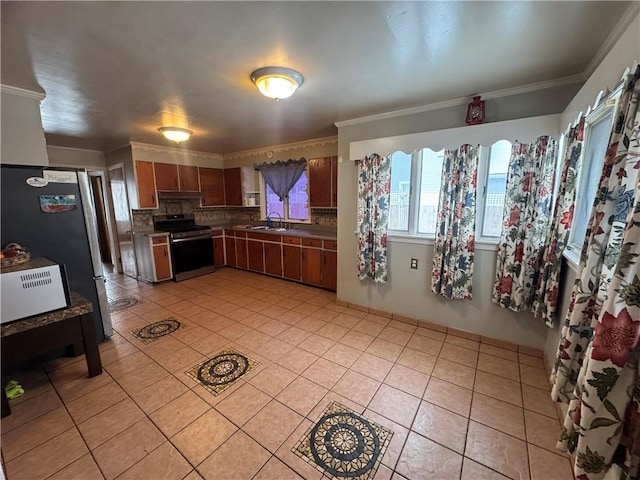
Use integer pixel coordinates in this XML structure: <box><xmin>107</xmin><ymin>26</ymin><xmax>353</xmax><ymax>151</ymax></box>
<box><xmin>388</xmin><ymin>142</ymin><xmax>511</xmax><ymax>243</ymax></box>
<box><xmin>262</xmin><ymin>170</ymin><xmax>310</xmax><ymax>222</ymax></box>
<box><xmin>566</xmin><ymin>103</ymin><xmax>616</xmax><ymax>257</ymax></box>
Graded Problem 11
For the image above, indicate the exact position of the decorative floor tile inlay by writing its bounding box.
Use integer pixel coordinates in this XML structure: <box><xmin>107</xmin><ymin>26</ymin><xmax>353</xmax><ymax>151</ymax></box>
<box><xmin>108</xmin><ymin>297</ymin><xmax>140</xmax><ymax>312</ymax></box>
<box><xmin>132</xmin><ymin>318</ymin><xmax>183</xmax><ymax>344</ymax></box>
<box><xmin>293</xmin><ymin>401</ymin><xmax>393</xmax><ymax>480</ymax></box>
<box><xmin>186</xmin><ymin>348</ymin><xmax>259</xmax><ymax>396</ymax></box>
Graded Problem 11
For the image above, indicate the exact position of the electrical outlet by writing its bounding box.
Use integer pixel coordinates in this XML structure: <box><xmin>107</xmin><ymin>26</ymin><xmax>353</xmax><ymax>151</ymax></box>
<box><xmin>250</xmin><ymin>214</ymin><xmax>255</xmax><ymax>221</ymax></box>
<box><xmin>410</xmin><ymin>258</ymin><xmax>418</xmax><ymax>269</ymax></box>
<box><xmin>315</xmin><ymin>217</ymin><xmax>320</xmax><ymax>225</ymax></box>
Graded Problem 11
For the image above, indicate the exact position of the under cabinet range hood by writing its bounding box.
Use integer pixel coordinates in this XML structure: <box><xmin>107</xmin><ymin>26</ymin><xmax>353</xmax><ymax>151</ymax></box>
<box><xmin>157</xmin><ymin>191</ymin><xmax>204</xmax><ymax>200</ymax></box>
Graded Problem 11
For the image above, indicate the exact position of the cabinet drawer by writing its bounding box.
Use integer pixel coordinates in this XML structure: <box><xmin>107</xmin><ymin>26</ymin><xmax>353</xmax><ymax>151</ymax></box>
<box><xmin>323</xmin><ymin>240</ymin><xmax>337</xmax><ymax>251</ymax></box>
<box><xmin>283</xmin><ymin>236</ymin><xmax>301</xmax><ymax>245</ymax></box>
<box><xmin>302</xmin><ymin>238</ymin><xmax>322</xmax><ymax>248</ymax></box>
<box><xmin>235</xmin><ymin>231</ymin><xmax>247</xmax><ymax>238</ymax></box>
<box><xmin>225</xmin><ymin>229</ymin><xmax>236</xmax><ymax>238</ymax></box>
<box><xmin>151</xmin><ymin>236</ymin><xmax>168</xmax><ymax>245</ymax></box>
<box><xmin>247</xmin><ymin>232</ymin><xmax>281</xmax><ymax>242</ymax></box>
<box><xmin>211</xmin><ymin>229</ymin><xmax>223</xmax><ymax>237</ymax></box>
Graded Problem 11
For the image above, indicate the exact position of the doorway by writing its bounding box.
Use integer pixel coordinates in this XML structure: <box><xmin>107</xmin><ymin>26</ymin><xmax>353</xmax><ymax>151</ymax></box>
<box><xmin>89</xmin><ymin>173</ymin><xmax>112</xmax><ymax>263</ymax></box>
<box><xmin>108</xmin><ymin>165</ymin><xmax>138</xmax><ymax>278</ymax></box>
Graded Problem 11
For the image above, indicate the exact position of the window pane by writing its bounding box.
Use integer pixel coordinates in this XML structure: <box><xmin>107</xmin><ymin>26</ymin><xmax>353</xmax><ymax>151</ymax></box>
<box><xmin>288</xmin><ymin>171</ymin><xmax>309</xmax><ymax>221</ymax></box>
<box><xmin>417</xmin><ymin>149</ymin><xmax>444</xmax><ymax>235</ymax></box>
<box><xmin>482</xmin><ymin>140</ymin><xmax>511</xmax><ymax>237</ymax></box>
<box><xmin>265</xmin><ymin>183</ymin><xmax>284</xmax><ymax>218</ymax></box>
<box><xmin>571</xmin><ymin>111</ymin><xmax>613</xmax><ymax>248</ymax></box>
<box><xmin>389</xmin><ymin>152</ymin><xmax>411</xmax><ymax>231</ymax></box>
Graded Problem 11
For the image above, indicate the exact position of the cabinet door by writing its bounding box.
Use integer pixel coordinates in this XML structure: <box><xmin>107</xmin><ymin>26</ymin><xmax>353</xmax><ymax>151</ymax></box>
<box><xmin>247</xmin><ymin>240</ymin><xmax>264</xmax><ymax>272</ymax></box>
<box><xmin>152</xmin><ymin>244</ymin><xmax>172</xmax><ymax>281</ymax></box>
<box><xmin>331</xmin><ymin>156</ymin><xmax>338</xmax><ymax>207</ymax></box>
<box><xmin>264</xmin><ymin>242</ymin><xmax>282</xmax><ymax>277</ymax></box>
<box><xmin>225</xmin><ymin>235</ymin><xmax>237</xmax><ymax>267</ymax></box>
<box><xmin>283</xmin><ymin>245</ymin><xmax>301</xmax><ymax>281</ymax></box>
<box><xmin>135</xmin><ymin>161</ymin><xmax>157</xmax><ymax>208</ymax></box>
<box><xmin>308</xmin><ymin>157</ymin><xmax>332</xmax><ymax>207</ymax></box>
<box><xmin>200</xmin><ymin>168</ymin><xmax>225</xmax><ymax>206</ymax></box>
<box><xmin>224</xmin><ymin>168</ymin><xmax>243</xmax><ymax>206</ymax></box>
<box><xmin>179</xmin><ymin>165</ymin><xmax>200</xmax><ymax>191</ymax></box>
<box><xmin>236</xmin><ymin>238</ymin><xmax>248</xmax><ymax>269</ymax></box>
<box><xmin>213</xmin><ymin>237</ymin><xmax>225</xmax><ymax>266</ymax></box>
<box><xmin>301</xmin><ymin>247</ymin><xmax>322</xmax><ymax>285</ymax></box>
<box><xmin>154</xmin><ymin>162</ymin><xmax>179</xmax><ymax>191</ymax></box>
<box><xmin>321</xmin><ymin>250</ymin><xmax>337</xmax><ymax>291</ymax></box>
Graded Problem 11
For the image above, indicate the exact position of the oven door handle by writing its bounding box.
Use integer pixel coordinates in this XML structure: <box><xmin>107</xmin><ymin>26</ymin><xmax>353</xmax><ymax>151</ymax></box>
<box><xmin>171</xmin><ymin>235</ymin><xmax>212</xmax><ymax>243</ymax></box>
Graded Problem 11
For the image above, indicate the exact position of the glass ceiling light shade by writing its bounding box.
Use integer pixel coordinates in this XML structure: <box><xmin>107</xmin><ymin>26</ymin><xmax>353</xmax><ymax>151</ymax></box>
<box><xmin>158</xmin><ymin>126</ymin><xmax>193</xmax><ymax>143</ymax></box>
<box><xmin>250</xmin><ymin>67</ymin><xmax>304</xmax><ymax>100</ymax></box>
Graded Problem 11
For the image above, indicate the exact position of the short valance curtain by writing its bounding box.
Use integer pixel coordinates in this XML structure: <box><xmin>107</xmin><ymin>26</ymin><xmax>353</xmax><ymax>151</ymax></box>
<box><xmin>255</xmin><ymin>158</ymin><xmax>307</xmax><ymax>201</ymax></box>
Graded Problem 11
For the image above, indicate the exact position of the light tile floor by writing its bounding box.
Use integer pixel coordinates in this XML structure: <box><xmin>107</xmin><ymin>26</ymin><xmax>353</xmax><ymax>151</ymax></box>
<box><xmin>1</xmin><ymin>268</ymin><xmax>574</xmax><ymax>480</ymax></box>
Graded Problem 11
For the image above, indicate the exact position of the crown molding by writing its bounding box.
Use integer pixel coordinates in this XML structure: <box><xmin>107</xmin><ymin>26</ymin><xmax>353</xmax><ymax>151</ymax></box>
<box><xmin>584</xmin><ymin>2</ymin><xmax>640</xmax><ymax>80</ymax></box>
<box><xmin>0</xmin><ymin>84</ymin><xmax>46</xmax><ymax>101</ymax></box>
<box><xmin>129</xmin><ymin>141</ymin><xmax>224</xmax><ymax>160</ymax></box>
<box><xmin>223</xmin><ymin>136</ymin><xmax>338</xmax><ymax>160</ymax></box>
<box><xmin>335</xmin><ymin>74</ymin><xmax>584</xmax><ymax>128</ymax></box>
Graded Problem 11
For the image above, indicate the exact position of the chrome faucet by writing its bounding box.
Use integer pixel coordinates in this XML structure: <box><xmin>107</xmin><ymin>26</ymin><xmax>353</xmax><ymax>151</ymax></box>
<box><xmin>267</xmin><ymin>212</ymin><xmax>282</xmax><ymax>228</ymax></box>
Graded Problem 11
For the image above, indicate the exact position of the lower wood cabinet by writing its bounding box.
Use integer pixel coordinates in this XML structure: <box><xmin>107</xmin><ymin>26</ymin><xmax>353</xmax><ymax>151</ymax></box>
<box><xmin>264</xmin><ymin>243</ymin><xmax>283</xmax><ymax>277</ymax></box>
<box><xmin>221</xmin><ymin>230</ymin><xmax>336</xmax><ymax>291</ymax></box>
<box><xmin>134</xmin><ymin>233</ymin><xmax>172</xmax><ymax>283</ymax></box>
<box><xmin>212</xmin><ymin>231</ymin><xmax>225</xmax><ymax>267</ymax></box>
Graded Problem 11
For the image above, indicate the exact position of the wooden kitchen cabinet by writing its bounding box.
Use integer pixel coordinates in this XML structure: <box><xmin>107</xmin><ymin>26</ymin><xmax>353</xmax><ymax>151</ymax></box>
<box><xmin>178</xmin><ymin>165</ymin><xmax>200</xmax><ymax>191</ymax></box>
<box><xmin>134</xmin><ymin>234</ymin><xmax>172</xmax><ymax>282</ymax></box>
<box><xmin>200</xmin><ymin>168</ymin><xmax>225</xmax><ymax>206</ymax></box>
<box><xmin>247</xmin><ymin>240</ymin><xmax>264</xmax><ymax>272</ymax></box>
<box><xmin>308</xmin><ymin>157</ymin><xmax>332</xmax><ymax>208</ymax></box>
<box><xmin>212</xmin><ymin>230</ymin><xmax>225</xmax><ymax>267</ymax></box>
<box><xmin>321</xmin><ymin>250</ymin><xmax>337</xmax><ymax>290</ymax></box>
<box><xmin>301</xmin><ymin>247</ymin><xmax>322</xmax><ymax>285</ymax></box>
<box><xmin>224</xmin><ymin>168</ymin><xmax>243</xmax><ymax>206</ymax></box>
<box><xmin>283</xmin><ymin>245</ymin><xmax>301</xmax><ymax>281</ymax></box>
<box><xmin>264</xmin><ymin>242</ymin><xmax>282</xmax><ymax>277</ymax></box>
<box><xmin>135</xmin><ymin>161</ymin><xmax>157</xmax><ymax>209</ymax></box>
<box><xmin>236</xmin><ymin>237</ymin><xmax>248</xmax><ymax>269</ymax></box>
<box><xmin>224</xmin><ymin>234</ymin><xmax>237</xmax><ymax>267</ymax></box>
<box><xmin>154</xmin><ymin>162</ymin><xmax>179</xmax><ymax>191</ymax></box>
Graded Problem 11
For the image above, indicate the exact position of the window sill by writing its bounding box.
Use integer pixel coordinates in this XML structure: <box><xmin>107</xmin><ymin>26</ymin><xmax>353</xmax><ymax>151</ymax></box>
<box><xmin>387</xmin><ymin>233</ymin><xmax>498</xmax><ymax>251</ymax></box>
<box><xmin>563</xmin><ymin>248</ymin><xmax>580</xmax><ymax>272</ymax></box>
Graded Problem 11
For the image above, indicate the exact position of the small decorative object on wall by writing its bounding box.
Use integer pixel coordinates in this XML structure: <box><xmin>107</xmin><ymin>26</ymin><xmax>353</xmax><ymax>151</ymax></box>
<box><xmin>465</xmin><ymin>95</ymin><xmax>485</xmax><ymax>125</ymax></box>
<box><xmin>39</xmin><ymin>195</ymin><xmax>77</xmax><ymax>213</ymax></box>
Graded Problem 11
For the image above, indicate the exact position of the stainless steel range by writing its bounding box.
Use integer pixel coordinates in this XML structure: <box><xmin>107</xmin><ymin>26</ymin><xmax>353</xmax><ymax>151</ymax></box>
<box><xmin>153</xmin><ymin>214</ymin><xmax>215</xmax><ymax>281</ymax></box>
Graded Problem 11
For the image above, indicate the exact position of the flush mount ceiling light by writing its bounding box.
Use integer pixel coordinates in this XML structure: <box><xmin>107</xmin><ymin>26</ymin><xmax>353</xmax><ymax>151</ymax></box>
<box><xmin>250</xmin><ymin>66</ymin><xmax>304</xmax><ymax>100</ymax></box>
<box><xmin>158</xmin><ymin>126</ymin><xmax>193</xmax><ymax>143</ymax></box>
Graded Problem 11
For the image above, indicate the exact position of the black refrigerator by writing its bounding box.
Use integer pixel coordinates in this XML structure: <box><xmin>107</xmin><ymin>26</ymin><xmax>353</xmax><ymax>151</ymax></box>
<box><xmin>1</xmin><ymin>165</ymin><xmax>112</xmax><ymax>341</ymax></box>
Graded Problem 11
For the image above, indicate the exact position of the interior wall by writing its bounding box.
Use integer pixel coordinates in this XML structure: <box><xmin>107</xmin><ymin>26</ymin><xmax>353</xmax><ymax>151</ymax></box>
<box><xmin>1</xmin><ymin>90</ymin><xmax>48</xmax><ymax>166</ymax></box>
<box><xmin>336</xmin><ymin>85</ymin><xmax>583</xmax><ymax>349</ymax></box>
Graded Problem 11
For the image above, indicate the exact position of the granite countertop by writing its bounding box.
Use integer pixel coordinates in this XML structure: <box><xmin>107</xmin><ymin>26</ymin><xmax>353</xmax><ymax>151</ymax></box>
<box><xmin>132</xmin><ymin>225</ymin><xmax>336</xmax><ymax>240</ymax></box>
<box><xmin>1</xmin><ymin>292</ymin><xmax>93</xmax><ymax>337</ymax></box>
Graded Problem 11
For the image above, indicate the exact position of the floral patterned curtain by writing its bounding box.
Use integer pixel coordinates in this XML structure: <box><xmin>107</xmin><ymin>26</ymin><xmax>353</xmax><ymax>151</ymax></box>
<box><xmin>431</xmin><ymin>144</ymin><xmax>478</xmax><ymax>300</ymax></box>
<box><xmin>492</xmin><ymin>136</ymin><xmax>557</xmax><ymax>311</ymax></box>
<box><xmin>357</xmin><ymin>154</ymin><xmax>391</xmax><ymax>283</ymax></box>
<box><xmin>549</xmin><ymin>64</ymin><xmax>640</xmax><ymax>479</ymax></box>
<box><xmin>532</xmin><ymin>120</ymin><xmax>585</xmax><ymax>326</ymax></box>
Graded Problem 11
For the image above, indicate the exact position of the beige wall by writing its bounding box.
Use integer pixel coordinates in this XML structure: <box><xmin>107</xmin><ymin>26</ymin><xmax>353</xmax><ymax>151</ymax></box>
<box><xmin>47</xmin><ymin>145</ymin><xmax>106</xmax><ymax>169</ymax></box>
<box><xmin>336</xmin><ymin>86</ymin><xmax>583</xmax><ymax>349</ymax></box>
<box><xmin>1</xmin><ymin>90</ymin><xmax>48</xmax><ymax>166</ymax></box>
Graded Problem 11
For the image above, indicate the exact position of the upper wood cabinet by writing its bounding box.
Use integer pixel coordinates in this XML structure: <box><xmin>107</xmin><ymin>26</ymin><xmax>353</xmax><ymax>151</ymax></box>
<box><xmin>200</xmin><ymin>168</ymin><xmax>225</xmax><ymax>206</ymax></box>
<box><xmin>178</xmin><ymin>165</ymin><xmax>200</xmax><ymax>191</ymax></box>
<box><xmin>308</xmin><ymin>157</ymin><xmax>337</xmax><ymax>208</ymax></box>
<box><xmin>134</xmin><ymin>161</ymin><xmax>157</xmax><ymax>209</ymax></box>
<box><xmin>154</xmin><ymin>163</ymin><xmax>179</xmax><ymax>191</ymax></box>
<box><xmin>224</xmin><ymin>167</ymin><xmax>243</xmax><ymax>206</ymax></box>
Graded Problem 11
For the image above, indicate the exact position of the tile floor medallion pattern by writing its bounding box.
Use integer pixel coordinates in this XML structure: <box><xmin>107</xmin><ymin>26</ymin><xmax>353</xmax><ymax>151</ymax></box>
<box><xmin>108</xmin><ymin>297</ymin><xmax>140</xmax><ymax>312</ymax></box>
<box><xmin>293</xmin><ymin>401</ymin><xmax>393</xmax><ymax>480</ymax></box>
<box><xmin>186</xmin><ymin>347</ymin><xmax>259</xmax><ymax>396</ymax></box>
<box><xmin>131</xmin><ymin>318</ymin><xmax>184</xmax><ymax>344</ymax></box>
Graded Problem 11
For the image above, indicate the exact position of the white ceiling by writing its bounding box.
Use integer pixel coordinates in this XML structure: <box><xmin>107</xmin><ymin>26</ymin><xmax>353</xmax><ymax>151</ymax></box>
<box><xmin>0</xmin><ymin>1</ymin><xmax>632</xmax><ymax>154</ymax></box>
